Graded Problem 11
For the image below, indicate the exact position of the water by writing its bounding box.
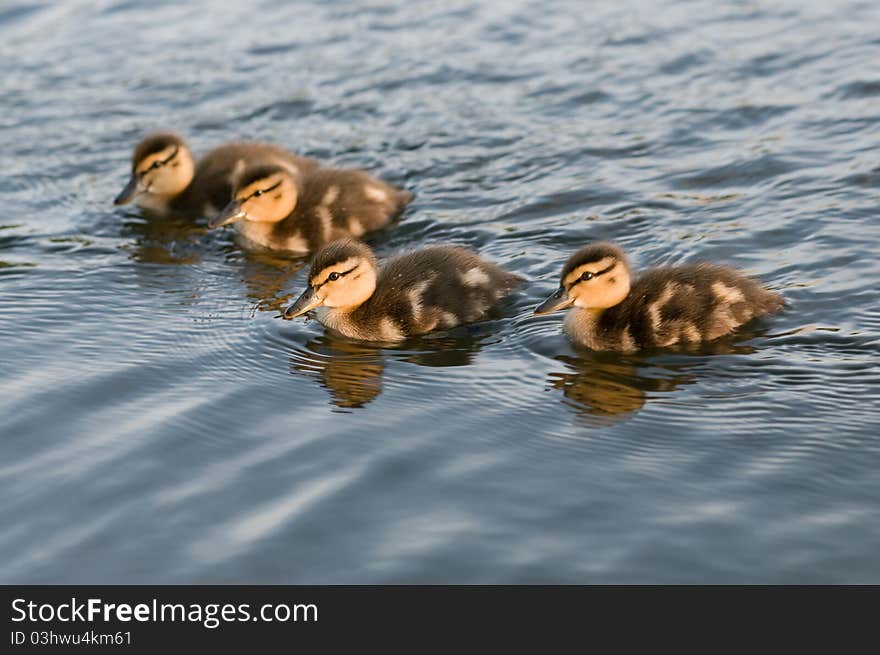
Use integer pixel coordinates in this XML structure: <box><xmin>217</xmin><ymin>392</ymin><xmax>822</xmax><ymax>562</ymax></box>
<box><xmin>1</xmin><ymin>0</ymin><xmax>879</xmax><ymax>583</ymax></box>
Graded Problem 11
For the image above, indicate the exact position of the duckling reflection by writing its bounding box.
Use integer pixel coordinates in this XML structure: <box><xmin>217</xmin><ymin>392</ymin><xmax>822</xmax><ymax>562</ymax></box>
<box><xmin>396</xmin><ymin>329</ymin><xmax>493</xmax><ymax>367</ymax></box>
<box><xmin>290</xmin><ymin>334</ymin><xmax>385</xmax><ymax>409</ymax></box>
<box><xmin>548</xmin><ymin>329</ymin><xmax>766</xmax><ymax>423</ymax></box>
<box><xmin>237</xmin><ymin>250</ymin><xmax>308</xmax><ymax>314</ymax></box>
<box><xmin>288</xmin><ymin>330</ymin><xmax>491</xmax><ymax>410</ymax></box>
<box><xmin>121</xmin><ymin>212</ymin><xmax>205</xmax><ymax>265</ymax></box>
<box><xmin>547</xmin><ymin>352</ymin><xmax>695</xmax><ymax>424</ymax></box>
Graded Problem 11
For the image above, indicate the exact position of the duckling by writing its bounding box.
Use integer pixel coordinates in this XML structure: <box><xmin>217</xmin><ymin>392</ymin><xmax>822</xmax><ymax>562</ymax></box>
<box><xmin>208</xmin><ymin>162</ymin><xmax>412</xmax><ymax>253</ymax></box>
<box><xmin>283</xmin><ymin>238</ymin><xmax>521</xmax><ymax>341</ymax></box>
<box><xmin>114</xmin><ymin>132</ymin><xmax>317</xmax><ymax>218</ymax></box>
<box><xmin>534</xmin><ymin>242</ymin><xmax>784</xmax><ymax>352</ymax></box>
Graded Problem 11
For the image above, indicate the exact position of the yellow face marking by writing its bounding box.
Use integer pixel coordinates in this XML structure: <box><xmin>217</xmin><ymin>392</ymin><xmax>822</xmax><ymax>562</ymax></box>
<box><xmin>311</xmin><ymin>257</ymin><xmax>361</xmax><ymax>287</ymax></box>
<box><xmin>136</xmin><ymin>145</ymin><xmax>178</xmax><ymax>175</ymax></box>
<box><xmin>563</xmin><ymin>257</ymin><xmax>617</xmax><ymax>288</ymax></box>
<box><xmin>236</xmin><ymin>175</ymin><xmax>285</xmax><ymax>203</ymax></box>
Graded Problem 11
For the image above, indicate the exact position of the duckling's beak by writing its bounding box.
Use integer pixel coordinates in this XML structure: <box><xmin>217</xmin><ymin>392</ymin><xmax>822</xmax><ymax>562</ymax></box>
<box><xmin>114</xmin><ymin>174</ymin><xmax>141</xmax><ymax>205</ymax></box>
<box><xmin>284</xmin><ymin>287</ymin><xmax>323</xmax><ymax>320</ymax></box>
<box><xmin>534</xmin><ymin>286</ymin><xmax>574</xmax><ymax>315</ymax></box>
<box><xmin>209</xmin><ymin>200</ymin><xmax>247</xmax><ymax>228</ymax></box>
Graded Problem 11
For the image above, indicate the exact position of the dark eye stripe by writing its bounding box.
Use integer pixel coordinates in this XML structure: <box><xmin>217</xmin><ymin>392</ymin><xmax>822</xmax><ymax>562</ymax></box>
<box><xmin>568</xmin><ymin>260</ymin><xmax>617</xmax><ymax>289</ymax></box>
<box><xmin>247</xmin><ymin>180</ymin><xmax>282</xmax><ymax>201</ymax></box>
<box><xmin>159</xmin><ymin>146</ymin><xmax>179</xmax><ymax>165</ymax></box>
<box><xmin>316</xmin><ymin>264</ymin><xmax>358</xmax><ymax>288</ymax></box>
<box><xmin>138</xmin><ymin>146</ymin><xmax>179</xmax><ymax>177</ymax></box>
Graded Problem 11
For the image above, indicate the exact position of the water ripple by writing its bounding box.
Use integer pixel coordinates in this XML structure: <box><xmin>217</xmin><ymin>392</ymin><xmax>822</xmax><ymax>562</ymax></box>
<box><xmin>2</xmin><ymin>0</ymin><xmax>880</xmax><ymax>583</ymax></box>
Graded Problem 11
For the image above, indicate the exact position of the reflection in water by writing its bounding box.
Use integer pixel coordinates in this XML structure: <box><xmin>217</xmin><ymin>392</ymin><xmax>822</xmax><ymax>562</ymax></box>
<box><xmin>122</xmin><ymin>208</ymin><xmax>307</xmax><ymax>312</ymax></box>
<box><xmin>548</xmin><ymin>353</ymin><xmax>693</xmax><ymax>424</ymax></box>
<box><xmin>288</xmin><ymin>329</ymin><xmax>493</xmax><ymax>409</ymax></box>
<box><xmin>238</xmin><ymin>250</ymin><xmax>306</xmax><ymax>314</ymax></box>
<box><xmin>291</xmin><ymin>334</ymin><xmax>385</xmax><ymax>409</ymax></box>
<box><xmin>548</xmin><ymin>328</ymin><xmax>767</xmax><ymax>424</ymax></box>
<box><xmin>121</xmin><ymin>211</ymin><xmax>206</xmax><ymax>265</ymax></box>
<box><xmin>395</xmin><ymin>328</ymin><xmax>491</xmax><ymax>367</ymax></box>
<box><xmin>4</xmin><ymin>0</ymin><xmax>878</xmax><ymax>585</ymax></box>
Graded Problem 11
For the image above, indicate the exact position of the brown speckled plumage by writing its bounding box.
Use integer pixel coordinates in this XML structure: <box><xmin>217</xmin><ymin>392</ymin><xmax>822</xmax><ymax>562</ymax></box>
<box><xmin>123</xmin><ymin>132</ymin><xmax>317</xmax><ymax>217</ymax></box>
<box><xmin>544</xmin><ymin>242</ymin><xmax>784</xmax><ymax>351</ymax></box>
<box><xmin>260</xmin><ymin>167</ymin><xmax>411</xmax><ymax>252</ymax></box>
<box><xmin>179</xmin><ymin>143</ymin><xmax>316</xmax><ymax>216</ymax></box>
<box><xmin>291</xmin><ymin>239</ymin><xmax>521</xmax><ymax>341</ymax></box>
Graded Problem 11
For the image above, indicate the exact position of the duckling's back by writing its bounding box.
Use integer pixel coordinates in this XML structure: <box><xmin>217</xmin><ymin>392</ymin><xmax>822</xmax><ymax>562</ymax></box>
<box><xmin>287</xmin><ymin>168</ymin><xmax>412</xmax><ymax>249</ymax></box>
<box><xmin>356</xmin><ymin>246</ymin><xmax>521</xmax><ymax>336</ymax></box>
<box><xmin>182</xmin><ymin>142</ymin><xmax>318</xmax><ymax>217</ymax></box>
<box><xmin>598</xmin><ymin>264</ymin><xmax>784</xmax><ymax>349</ymax></box>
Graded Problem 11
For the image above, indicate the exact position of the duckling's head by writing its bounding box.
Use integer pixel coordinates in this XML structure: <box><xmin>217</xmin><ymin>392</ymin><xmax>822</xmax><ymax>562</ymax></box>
<box><xmin>115</xmin><ymin>132</ymin><xmax>195</xmax><ymax>207</ymax></box>
<box><xmin>535</xmin><ymin>242</ymin><xmax>631</xmax><ymax>315</ymax></box>
<box><xmin>284</xmin><ymin>239</ymin><xmax>378</xmax><ymax>319</ymax></box>
<box><xmin>209</xmin><ymin>164</ymin><xmax>298</xmax><ymax>228</ymax></box>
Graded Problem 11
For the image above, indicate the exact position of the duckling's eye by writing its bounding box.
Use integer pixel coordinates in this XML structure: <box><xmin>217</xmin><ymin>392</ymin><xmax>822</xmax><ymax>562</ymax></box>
<box><xmin>254</xmin><ymin>189</ymin><xmax>263</xmax><ymax>198</ymax></box>
<box><xmin>580</xmin><ymin>271</ymin><xmax>594</xmax><ymax>282</ymax></box>
<box><xmin>328</xmin><ymin>272</ymin><xmax>340</xmax><ymax>281</ymax></box>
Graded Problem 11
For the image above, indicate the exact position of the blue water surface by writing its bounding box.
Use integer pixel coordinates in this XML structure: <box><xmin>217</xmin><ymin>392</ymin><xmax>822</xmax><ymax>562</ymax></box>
<box><xmin>1</xmin><ymin>0</ymin><xmax>878</xmax><ymax>582</ymax></box>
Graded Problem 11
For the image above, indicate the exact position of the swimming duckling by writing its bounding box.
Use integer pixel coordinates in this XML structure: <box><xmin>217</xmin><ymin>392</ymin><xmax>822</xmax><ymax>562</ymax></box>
<box><xmin>534</xmin><ymin>242</ymin><xmax>784</xmax><ymax>351</ymax></box>
<box><xmin>208</xmin><ymin>163</ymin><xmax>412</xmax><ymax>253</ymax></box>
<box><xmin>283</xmin><ymin>238</ymin><xmax>521</xmax><ymax>341</ymax></box>
<box><xmin>114</xmin><ymin>132</ymin><xmax>317</xmax><ymax>218</ymax></box>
